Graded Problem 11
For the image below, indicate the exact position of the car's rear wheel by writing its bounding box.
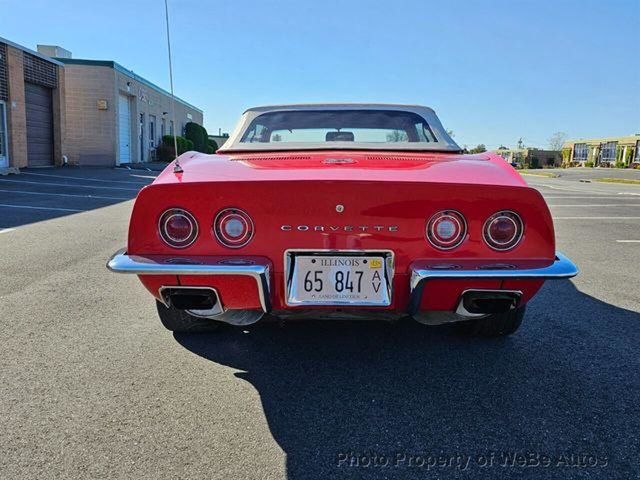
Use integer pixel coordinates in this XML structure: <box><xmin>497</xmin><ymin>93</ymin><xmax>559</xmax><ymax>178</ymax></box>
<box><xmin>155</xmin><ymin>301</ymin><xmax>224</xmax><ymax>333</ymax></box>
<box><xmin>455</xmin><ymin>305</ymin><xmax>526</xmax><ymax>337</ymax></box>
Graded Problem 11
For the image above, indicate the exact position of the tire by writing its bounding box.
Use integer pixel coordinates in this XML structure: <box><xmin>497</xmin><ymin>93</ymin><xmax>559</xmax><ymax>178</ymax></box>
<box><xmin>455</xmin><ymin>305</ymin><xmax>526</xmax><ymax>337</ymax></box>
<box><xmin>155</xmin><ymin>301</ymin><xmax>224</xmax><ymax>333</ymax></box>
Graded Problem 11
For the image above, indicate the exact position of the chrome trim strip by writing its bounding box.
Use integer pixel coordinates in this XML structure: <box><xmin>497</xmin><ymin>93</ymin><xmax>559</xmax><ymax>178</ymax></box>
<box><xmin>106</xmin><ymin>248</ymin><xmax>271</xmax><ymax>312</ymax></box>
<box><xmin>408</xmin><ymin>251</ymin><xmax>578</xmax><ymax>315</ymax></box>
<box><xmin>283</xmin><ymin>249</ymin><xmax>395</xmax><ymax>307</ymax></box>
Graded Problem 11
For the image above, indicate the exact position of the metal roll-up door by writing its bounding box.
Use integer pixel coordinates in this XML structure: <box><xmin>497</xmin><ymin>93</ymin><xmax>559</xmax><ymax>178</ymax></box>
<box><xmin>25</xmin><ymin>82</ymin><xmax>54</xmax><ymax>167</ymax></box>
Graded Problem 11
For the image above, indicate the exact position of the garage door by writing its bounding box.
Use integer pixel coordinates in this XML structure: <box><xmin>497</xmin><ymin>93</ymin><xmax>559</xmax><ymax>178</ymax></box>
<box><xmin>25</xmin><ymin>82</ymin><xmax>54</xmax><ymax>167</ymax></box>
<box><xmin>118</xmin><ymin>94</ymin><xmax>131</xmax><ymax>164</ymax></box>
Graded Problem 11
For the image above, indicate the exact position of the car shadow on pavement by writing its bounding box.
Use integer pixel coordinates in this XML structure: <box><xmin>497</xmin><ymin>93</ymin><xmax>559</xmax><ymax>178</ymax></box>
<box><xmin>174</xmin><ymin>281</ymin><xmax>640</xmax><ymax>479</ymax></box>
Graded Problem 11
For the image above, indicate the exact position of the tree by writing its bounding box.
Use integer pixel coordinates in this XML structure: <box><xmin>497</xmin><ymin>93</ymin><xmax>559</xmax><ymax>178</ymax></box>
<box><xmin>386</xmin><ymin>130</ymin><xmax>408</xmax><ymax>142</ymax></box>
<box><xmin>272</xmin><ymin>134</ymin><xmax>282</xmax><ymax>142</ymax></box>
<box><xmin>469</xmin><ymin>144</ymin><xmax>487</xmax><ymax>154</ymax></box>
<box><xmin>207</xmin><ymin>138</ymin><xmax>218</xmax><ymax>154</ymax></box>
<box><xmin>184</xmin><ymin>122</ymin><xmax>209</xmax><ymax>153</ymax></box>
<box><xmin>548</xmin><ymin>131</ymin><xmax>567</xmax><ymax>151</ymax></box>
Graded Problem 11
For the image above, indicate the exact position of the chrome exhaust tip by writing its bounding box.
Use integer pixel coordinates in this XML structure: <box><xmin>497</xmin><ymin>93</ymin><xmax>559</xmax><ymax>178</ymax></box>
<box><xmin>158</xmin><ymin>286</ymin><xmax>264</xmax><ymax>326</ymax></box>
<box><xmin>159</xmin><ymin>287</ymin><xmax>224</xmax><ymax>317</ymax></box>
<box><xmin>456</xmin><ymin>289</ymin><xmax>522</xmax><ymax>318</ymax></box>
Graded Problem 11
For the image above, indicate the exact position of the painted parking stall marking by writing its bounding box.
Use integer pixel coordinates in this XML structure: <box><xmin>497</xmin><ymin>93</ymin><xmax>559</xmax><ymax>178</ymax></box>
<box><xmin>0</xmin><ymin>167</ymin><xmax>155</xmax><ymax>229</ymax></box>
<box><xmin>0</xmin><ymin>204</ymin><xmax>85</xmax><ymax>212</ymax></box>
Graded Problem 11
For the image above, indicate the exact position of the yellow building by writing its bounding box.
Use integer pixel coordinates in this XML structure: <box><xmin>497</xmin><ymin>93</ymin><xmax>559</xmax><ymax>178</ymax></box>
<box><xmin>563</xmin><ymin>135</ymin><xmax>640</xmax><ymax>168</ymax></box>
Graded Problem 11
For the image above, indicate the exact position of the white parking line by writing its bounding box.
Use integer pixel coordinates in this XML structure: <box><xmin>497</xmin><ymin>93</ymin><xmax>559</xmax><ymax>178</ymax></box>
<box><xmin>0</xmin><ymin>179</ymin><xmax>140</xmax><ymax>191</ymax></box>
<box><xmin>553</xmin><ymin>216</ymin><xmax>640</xmax><ymax>220</ymax></box>
<box><xmin>548</xmin><ymin>204</ymin><xmax>640</xmax><ymax>207</ymax></box>
<box><xmin>0</xmin><ymin>188</ymin><xmax>131</xmax><ymax>201</ymax></box>
<box><xmin>532</xmin><ymin>183</ymin><xmax>640</xmax><ymax>196</ymax></box>
<box><xmin>0</xmin><ymin>228</ymin><xmax>16</xmax><ymax>234</ymax></box>
<box><xmin>0</xmin><ymin>204</ymin><xmax>84</xmax><ymax>212</ymax></box>
<box><xmin>532</xmin><ymin>184</ymin><xmax>613</xmax><ymax>195</ymax></box>
<box><xmin>544</xmin><ymin>196</ymin><xmax>640</xmax><ymax>199</ymax></box>
<box><xmin>21</xmin><ymin>171</ymin><xmax>153</xmax><ymax>184</ymax></box>
<box><xmin>616</xmin><ymin>240</ymin><xmax>640</xmax><ymax>243</ymax></box>
<box><xmin>130</xmin><ymin>174</ymin><xmax>157</xmax><ymax>180</ymax></box>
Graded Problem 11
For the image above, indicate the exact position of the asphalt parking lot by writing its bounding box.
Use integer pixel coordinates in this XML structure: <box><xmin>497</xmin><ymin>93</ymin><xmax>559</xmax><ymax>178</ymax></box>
<box><xmin>1</xmin><ymin>167</ymin><xmax>639</xmax><ymax>479</ymax></box>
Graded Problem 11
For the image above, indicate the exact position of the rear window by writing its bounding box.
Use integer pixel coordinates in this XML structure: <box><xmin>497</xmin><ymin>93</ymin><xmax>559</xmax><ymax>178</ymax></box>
<box><xmin>239</xmin><ymin>110</ymin><xmax>438</xmax><ymax>144</ymax></box>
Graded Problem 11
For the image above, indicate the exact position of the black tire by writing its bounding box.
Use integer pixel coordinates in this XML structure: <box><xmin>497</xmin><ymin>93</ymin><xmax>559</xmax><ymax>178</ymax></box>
<box><xmin>455</xmin><ymin>305</ymin><xmax>526</xmax><ymax>337</ymax></box>
<box><xmin>155</xmin><ymin>301</ymin><xmax>224</xmax><ymax>333</ymax></box>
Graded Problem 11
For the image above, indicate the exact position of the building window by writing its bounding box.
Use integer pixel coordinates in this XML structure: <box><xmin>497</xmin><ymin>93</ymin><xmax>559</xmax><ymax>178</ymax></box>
<box><xmin>573</xmin><ymin>143</ymin><xmax>588</xmax><ymax>163</ymax></box>
<box><xmin>0</xmin><ymin>101</ymin><xmax>8</xmax><ymax>166</ymax></box>
<box><xmin>0</xmin><ymin>43</ymin><xmax>8</xmax><ymax>101</ymax></box>
<box><xmin>169</xmin><ymin>120</ymin><xmax>174</xmax><ymax>136</ymax></box>
<box><xmin>598</xmin><ymin>141</ymin><xmax>617</xmax><ymax>164</ymax></box>
<box><xmin>149</xmin><ymin>115</ymin><xmax>156</xmax><ymax>148</ymax></box>
<box><xmin>23</xmin><ymin>52</ymin><xmax>57</xmax><ymax>89</ymax></box>
<box><xmin>139</xmin><ymin>113</ymin><xmax>145</xmax><ymax>162</ymax></box>
<box><xmin>635</xmin><ymin>141</ymin><xmax>640</xmax><ymax>163</ymax></box>
<box><xmin>161</xmin><ymin>118</ymin><xmax>166</xmax><ymax>138</ymax></box>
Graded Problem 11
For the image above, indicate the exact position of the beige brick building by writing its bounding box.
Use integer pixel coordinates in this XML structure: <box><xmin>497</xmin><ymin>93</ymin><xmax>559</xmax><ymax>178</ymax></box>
<box><xmin>0</xmin><ymin>37</ymin><xmax>66</xmax><ymax>171</ymax></box>
<box><xmin>562</xmin><ymin>135</ymin><xmax>640</xmax><ymax>168</ymax></box>
<box><xmin>51</xmin><ymin>53</ymin><xmax>203</xmax><ymax>166</ymax></box>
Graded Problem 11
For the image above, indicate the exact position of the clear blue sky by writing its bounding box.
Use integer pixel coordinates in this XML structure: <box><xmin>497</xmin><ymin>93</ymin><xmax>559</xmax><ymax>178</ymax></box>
<box><xmin>2</xmin><ymin>0</ymin><xmax>639</xmax><ymax>149</ymax></box>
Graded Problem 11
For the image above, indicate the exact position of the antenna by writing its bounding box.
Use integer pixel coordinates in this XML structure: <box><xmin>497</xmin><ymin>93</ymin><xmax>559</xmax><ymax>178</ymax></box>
<box><xmin>163</xmin><ymin>0</ymin><xmax>182</xmax><ymax>173</ymax></box>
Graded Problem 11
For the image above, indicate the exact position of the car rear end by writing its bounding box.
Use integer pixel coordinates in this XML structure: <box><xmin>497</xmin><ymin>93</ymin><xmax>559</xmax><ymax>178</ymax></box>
<box><xmin>108</xmin><ymin>155</ymin><xmax>576</xmax><ymax>331</ymax></box>
<box><xmin>107</xmin><ymin>104</ymin><xmax>577</xmax><ymax>335</ymax></box>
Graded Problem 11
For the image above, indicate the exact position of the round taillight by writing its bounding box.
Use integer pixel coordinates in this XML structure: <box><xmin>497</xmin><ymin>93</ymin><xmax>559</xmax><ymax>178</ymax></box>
<box><xmin>426</xmin><ymin>210</ymin><xmax>467</xmax><ymax>250</ymax></box>
<box><xmin>159</xmin><ymin>208</ymin><xmax>198</xmax><ymax>248</ymax></box>
<box><xmin>483</xmin><ymin>211</ymin><xmax>524</xmax><ymax>251</ymax></box>
<box><xmin>213</xmin><ymin>208</ymin><xmax>254</xmax><ymax>248</ymax></box>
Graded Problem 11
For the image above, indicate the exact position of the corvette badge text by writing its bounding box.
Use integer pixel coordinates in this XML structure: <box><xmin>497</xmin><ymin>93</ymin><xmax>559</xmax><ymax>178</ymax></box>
<box><xmin>336</xmin><ymin>451</ymin><xmax>609</xmax><ymax>470</ymax></box>
<box><xmin>281</xmin><ymin>225</ymin><xmax>399</xmax><ymax>232</ymax></box>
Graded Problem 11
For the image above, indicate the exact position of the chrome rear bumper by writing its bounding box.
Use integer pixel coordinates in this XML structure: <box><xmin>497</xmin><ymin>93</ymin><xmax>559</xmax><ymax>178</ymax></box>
<box><xmin>108</xmin><ymin>249</ymin><xmax>577</xmax><ymax>317</ymax></box>
<box><xmin>407</xmin><ymin>251</ymin><xmax>578</xmax><ymax>315</ymax></box>
<box><xmin>106</xmin><ymin>249</ymin><xmax>272</xmax><ymax>312</ymax></box>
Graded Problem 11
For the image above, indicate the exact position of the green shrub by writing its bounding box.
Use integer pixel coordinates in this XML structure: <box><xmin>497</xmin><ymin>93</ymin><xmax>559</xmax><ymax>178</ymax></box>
<box><xmin>156</xmin><ymin>143</ymin><xmax>173</xmax><ymax>162</ymax></box>
<box><xmin>585</xmin><ymin>161</ymin><xmax>594</xmax><ymax>168</ymax></box>
<box><xmin>207</xmin><ymin>138</ymin><xmax>218</xmax><ymax>154</ymax></box>
<box><xmin>157</xmin><ymin>135</ymin><xmax>194</xmax><ymax>162</ymax></box>
<box><xmin>614</xmin><ymin>160</ymin><xmax>625</xmax><ymax>169</ymax></box>
<box><xmin>184</xmin><ymin>122</ymin><xmax>209</xmax><ymax>153</ymax></box>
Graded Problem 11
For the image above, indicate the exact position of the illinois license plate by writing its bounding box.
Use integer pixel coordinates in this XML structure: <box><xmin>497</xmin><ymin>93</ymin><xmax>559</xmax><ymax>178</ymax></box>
<box><xmin>287</xmin><ymin>254</ymin><xmax>391</xmax><ymax>306</ymax></box>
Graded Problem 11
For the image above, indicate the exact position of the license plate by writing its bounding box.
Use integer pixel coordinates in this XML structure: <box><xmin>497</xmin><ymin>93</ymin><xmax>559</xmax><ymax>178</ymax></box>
<box><xmin>287</xmin><ymin>254</ymin><xmax>392</xmax><ymax>306</ymax></box>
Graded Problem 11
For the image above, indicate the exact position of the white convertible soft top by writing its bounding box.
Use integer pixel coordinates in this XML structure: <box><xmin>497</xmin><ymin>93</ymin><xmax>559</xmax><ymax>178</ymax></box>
<box><xmin>218</xmin><ymin>104</ymin><xmax>461</xmax><ymax>153</ymax></box>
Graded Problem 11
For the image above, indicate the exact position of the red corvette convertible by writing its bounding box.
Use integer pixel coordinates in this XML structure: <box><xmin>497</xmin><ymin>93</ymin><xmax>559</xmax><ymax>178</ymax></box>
<box><xmin>108</xmin><ymin>104</ymin><xmax>577</xmax><ymax>336</ymax></box>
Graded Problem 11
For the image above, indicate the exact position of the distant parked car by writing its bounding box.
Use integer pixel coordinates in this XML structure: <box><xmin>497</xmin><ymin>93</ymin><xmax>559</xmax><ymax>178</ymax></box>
<box><xmin>108</xmin><ymin>104</ymin><xmax>577</xmax><ymax>336</ymax></box>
